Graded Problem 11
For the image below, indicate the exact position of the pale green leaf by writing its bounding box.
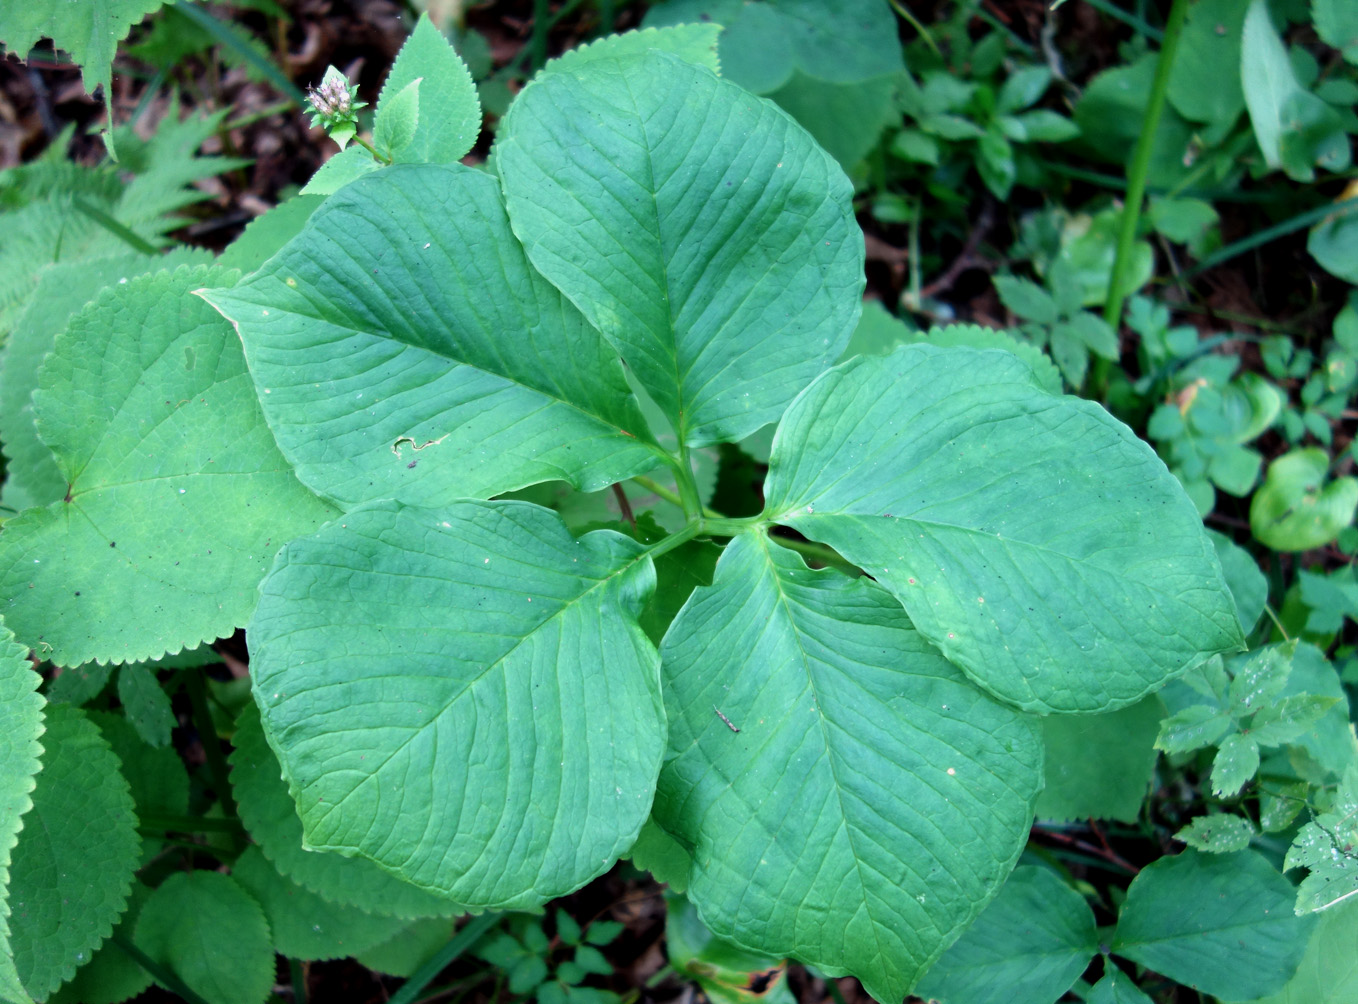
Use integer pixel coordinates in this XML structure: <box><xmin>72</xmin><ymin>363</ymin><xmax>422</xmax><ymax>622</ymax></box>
<box><xmin>203</xmin><ymin>166</ymin><xmax>662</xmax><ymax>510</ymax></box>
<box><xmin>0</xmin><ymin>0</ymin><xmax>166</xmax><ymax>102</ymax></box>
<box><xmin>1088</xmin><ymin>968</ymin><xmax>1155</xmax><ymax>1004</ymax></box>
<box><xmin>653</xmin><ymin>533</ymin><xmax>1042</xmax><ymax>1002</ymax></box>
<box><xmin>298</xmin><ymin>146</ymin><xmax>380</xmax><ymax>196</ymax></box>
<box><xmin>1282</xmin><ymin>643</ymin><xmax>1358</xmax><ymax>777</ymax></box>
<box><xmin>0</xmin><ymin>251</ymin><xmax>212</xmax><ymax>513</ymax></box>
<box><xmin>230</xmin><ymin>846</ymin><xmax>407</xmax><ymax>962</ymax></box>
<box><xmin>763</xmin><ymin>345</ymin><xmax>1244</xmax><ymax>713</ymax></box>
<box><xmin>229</xmin><ymin>704</ymin><xmax>466</xmax><ymax>920</ymax></box>
<box><xmin>217</xmin><ymin>195</ymin><xmax>322</xmax><ymax>272</ymax></box>
<box><xmin>912</xmin><ymin>323</ymin><xmax>1063</xmax><ymax>396</ymax></box>
<box><xmin>915</xmin><ymin>866</ymin><xmax>1097</xmax><ymax>1004</ymax></box>
<box><xmin>114</xmin><ymin>666</ymin><xmax>173</xmax><ymax>749</ymax></box>
<box><xmin>1113</xmin><ymin>850</ymin><xmax>1315</xmax><ymax>1000</ymax></box>
<box><xmin>1212</xmin><ymin>733</ymin><xmax>1261</xmax><ymax>797</ymax></box>
<box><xmin>9</xmin><ymin>705</ymin><xmax>139</xmax><ymax>1001</ymax></box>
<box><xmin>665</xmin><ymin>894</ymin><xmax>794</xmax><ymax>1004</ymax></box>
<box><xmin>1260</xmin><ymin>781</ymin><xmax>1309</xmax><ymax>833</ymax></box>
<box><xmin>0</xmin><ymin>624</ymin><xmax>42</xmax><ymax>1004</ymax></box>
<box><xmin>0</xmin><ymin>265</ymin><xmax>339</xmax><ymax>666</ymax></box>
<box><xmin>373</xmin><ymin>78</ymin><xmax>421</xmax><ymax>160</ymax></box>
<box><xmin>248</xmin><ymin>499</ymin><xmax>665</xmax><ymax>909</ymax></box>
<box><xmin>380</xmin><ymin>14</ymin><xmax>480</xmax><ymax>164</ymax></box>
<box><xmin>1250</xmin><ymin>448</ymin><xmax>1358</xmax><ymax>551</ymax></box>
<box><xmin>1207</xmin><ymin>529</ymin><xmax>1267</xmax><ymax>634</ymax></box>
<box><xmin>1156</xmin><ymin>704</ymin><xmax>1232</xmax><ymax>755</ymax></box>
<box><xmin>1315</xmin><ymin>0</ymin><xmax>1358</xmax><ymax>63</ymax></box>
<box><xmin>1176</xmin><ymin>814</ymin><xmax>1257</xmax><ymax>853</ymax></box>
<box><xmin>1235</xmin><ymin>897</ymin><xmax>1358</xmax><ymax>1003</ymax></box>
<box><xmin>1036</xmin><ymin>697</ymin><xmax>1162</xmax><ymax>823</ymax></box>
<box><xmin>133</xmin><ymin>872</ymin><xmax>272</xmax><ymax>1004</ymax></box>
<box><xmin>496</xmin><ymin>51</ymin><xmax>863</xmax><ymax>447</ymax></box>
<box><xmin>542</xmin><ymin>24</ymin><xmax>721</xmax><ymax>77</ymax></box>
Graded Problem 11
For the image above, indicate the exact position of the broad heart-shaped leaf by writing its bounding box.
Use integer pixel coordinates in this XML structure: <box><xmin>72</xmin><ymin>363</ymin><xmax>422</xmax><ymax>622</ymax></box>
<box><xmin>0</xmin><ymin>265</ymin><xmax>338</xmax><ymax>667</ymax></box>
<box><xmin>1112</xmin><ymin>850</ymin><xmax>1315</xmax><ymax>1000</ymax></box>
<box><xmin>247</xmin><ymin>499</ymin><xmax>666</xmax><ymax>909</ymax></box>
<box><xmin>8</xmin><ymin>705</ymin><xmax>139</xmax><ymax>1002</ymax></box>
<box><xmin>762</xmin><ymin>345</ymin><xmax>1244</xmax><ymax>713</ymax></box>
<box><xmin>651</xmin><ymin>533</ymin><xmax>1042</xmax><ymax>1002</ymax></box>
<box><xmin>202</xmin><ymin>165</ymin><xmax>664</xmax><ymax>511</ymax></box>
<box><xmin>915</xmin><ymin>866</ymin><xmax>1098</xmax><ymax>1004</ymax></box>
<box><xmin>0</xmin><ymin>624</ymin><xmax>42</xmax><ymax>1004</ymax></box>
<box><xmin>229</xmin><ymin>704</ymin><xmax>467</xmax><ymax>920</ymax></box>
<box><xmin>496</xmin><ymin>50</ymin><xmax>864</xmax><ymax>448</ymax></box>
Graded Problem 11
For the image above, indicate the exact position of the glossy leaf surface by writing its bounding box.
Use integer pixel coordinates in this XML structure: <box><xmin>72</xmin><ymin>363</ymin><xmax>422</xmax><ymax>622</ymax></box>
<box><xmin>248</xmin><ymin>500</ymin><xmax>665</xmax><ymax>908</ymax></box>
<box><xmin>764</xmin><ymin>345</ymin><xmax>1243</xmax><ymax>712</ymax></box>
<box><xmin>497</xmin><ymin>51</ymin><xmax>863</xmax><ymax>446</ymax></box>
<box><xmin>204</xmin><ymin>166</ymin><xmax>662</xmax><ymax>509</ymax></box>
<box><xmin>652</xmin><ymin>533</ymin><xmax>1041</xmax><ymax>1002</ymax></box>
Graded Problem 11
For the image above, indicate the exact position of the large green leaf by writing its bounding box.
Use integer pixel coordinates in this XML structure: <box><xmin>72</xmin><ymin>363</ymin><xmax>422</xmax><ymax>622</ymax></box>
<box><xmin>651</xmin><ymin>533</ymin><xmax>1042</xmax><ymax>1002</ymax></box>
<box><xmin>0</xmin><ymin>0</ymin><xmax>166</xmax><ymax>104</ymax></box>
<box><xmin>496</xmin><ymin>51</ymin><xmax>863</xmax><ymax>447</ymax></box>
<box><xmin>0</xmin><ymin>625</ymin><xmax>42</xmax><ymax>1004</ymax></box>
<box><xmin>1237</xmin><ymin>897</ymin><xmax>1358</xmax><ymax>1003</ymax></box>
<box><xmin>915</xmin><ymin>866</ymin><xmax>1098</xmax><ymax>1004</ymax></box>
<box><xmin>0</xmin><ymin>265</ymin><xmax>338</xmax><ymax>666</ymax></box>
<box><xmin>229</xmin><ymin>704</ymin><xmax>466</xmax><ymax>920</ymax></box>
<box><xmin>1112</xmin><ymin>850</ymin><xmax>1316</xmax><ymax>1000</ymax></box>
<box><xmin>1035</xmin><ymin>696</ymin><xmax>1163</xmax><ymax>823</ymax></box>
<box><xmin>247</xmin><ymin>499</ymin><xmax>666</xmax><ymax>908</ymax></box>
<box><xmin>762</xmin><ymin>345</ymin><xmax>1244</xmax><ymax>713</ymax></box>
<box><xmin>1167</xmin><ymin>0</ymin><xmax>1247</xmax><ymax>128</ymax></box>
<box><xmin>203</xmin><ymin>166</ymin><xmax>663</xmax><ymax>510</ymax></box>
<box><xmin>8</xmin><ymin>705</ymin><xmax>139</xmax><ymax>1002</ymax></box>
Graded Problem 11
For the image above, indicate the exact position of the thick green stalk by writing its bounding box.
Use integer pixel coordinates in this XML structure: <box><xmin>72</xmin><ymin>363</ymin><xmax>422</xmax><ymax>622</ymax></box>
<box><xmin>1099</xmin><ymin>0</ymin><xmax>1190</xmax><ymax>369</ymax></box>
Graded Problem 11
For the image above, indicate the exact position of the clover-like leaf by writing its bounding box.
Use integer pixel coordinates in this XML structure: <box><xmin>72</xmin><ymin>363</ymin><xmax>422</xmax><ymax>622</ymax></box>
<box><xmin>652</xmin><ymin>533</ymin><xmax>1041</xmax><ymax>1002</ymax></box>
<box><xmin>203</xmin><ymin>166</ymin><xmax>664</xmax><ymax>510</ymax></box>
<box><xmin>247</xmin><ymin>499</ymin><xmax>666</xmax><ymax>908</ymax></box>
<box><xmin>497</xmin><ymin>50</ymin><xmax>863</xmax><ymax>447</ymax></box>
<box><xmin>0</xmin><ymin>265</ymin><xmax>338</xmax><ymax>667</ymax></box>
<box><xmin>763</xmin><ymin>344</ymin><xmax>1244</xmax><ymax>713</ymax></box>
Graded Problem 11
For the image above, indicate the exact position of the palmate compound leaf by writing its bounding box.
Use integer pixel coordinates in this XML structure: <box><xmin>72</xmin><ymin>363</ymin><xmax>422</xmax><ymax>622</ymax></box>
<box><xmin>0</xmin><ymin>265</ymin><xmax>339</xmax><ymax>667</ymax></box>
<box><xmin>762</xmin><ymin>345</ymin><xmax>1244</xmax><ymax>713</ymax></box>
<box><xmin>202</xmin><ymin>165</ymin><xmax>664</xmax><ymax>511</ymax></box>
<box><xmin>8</xmin><ymin>705</ymin><xmax>139</xmax><ymax>1002</ymax></box>
<box><xmin>0</xmin><ymin>624</ymin><xmax>42</xmax><ymax>1004</ymax></box>
<box><xmin>247</xmin><ymin>499</ymin><xmax>666</xmax><ymax>909</ymax></box>
<box><xmin>496</xmin><ymin>50</ymin><xmax>864</xmax><ymax>448</ymax></box>
<box><xmin>650</xmin><ymin>533</ymin><xmax>1042</xmax><ymax>1002</ymax></box>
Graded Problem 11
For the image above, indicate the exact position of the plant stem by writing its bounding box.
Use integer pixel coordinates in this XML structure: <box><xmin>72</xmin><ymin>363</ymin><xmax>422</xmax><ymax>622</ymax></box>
<box><xmin>767</xmin><ymin>534</ymin><xmax>860</xmax><ymax>575</ymax></box>
<box><xmin>1181</xmin><ymin>195</ymin><xmax>1358</xmax><ymax>280</ymax></box>
<box><xmin>631</xmin><ymin>475</ymin><xmax>723</xmax><ymax>520</ymax></box>
<box><xmin>290</xmin><ymin>958</ymin><xmax>308</xmax><ymax>1004</ymax></box>
<box><xmin>1098</xmin><ymin>0</ymin><xmax>1189</xmax><ymax>386</ymax></box>
<box><xmin>530</xmin><ymin>0</ymin><xmax>551</xmax><ymax>70</ymax></box>
<box><xmin>388</xmin><ymin>913</ymin><xmax>501</xmax><ymax>1004</ymax></box>
<box><xmin>673</xmin><ymin>441</ymin><xmax>704</xmax><ymax>520</ymax></box>
<box><xmin>352</xmin><ymin>134</ymin><xmax>391</xmax><ymax>165</ymax></box>
<box><xmin>700</xmin><ymin>515</ymin><xmax>764</xmax><ymax>537</ymax></box>
<box><xmin>185</xmin><ymin>667</ymin><xmax>237</xmax><ymax>821</ymax></box>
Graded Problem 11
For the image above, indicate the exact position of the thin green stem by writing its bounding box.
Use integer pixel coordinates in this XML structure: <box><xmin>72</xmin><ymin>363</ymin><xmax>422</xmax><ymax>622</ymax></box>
<box><xmin>887</xmin><ymin>0</ymin><xmax>941</xmax><ymax>58</ymax></box>
<box><xmin>290</xmin><ymin>958</ymin><xmax>308</xmax><ymax>1004</ymax></box>
<box><xmin>530</xmin><ymin>0</ymin><xmax>551</xmax><ymax>70</ymax></box>
<box><xmin>673</xmin><ymin>441</ymin><xmax>704</xmax><ymax>521</ymax></box>
<box><xmin>352</xmin><ymin>134</ymin><xmax>392</xmax><ymax>166</ymax></box>
<box><xmin>112</xmin><ymin>933</ymin><xmax>214</xmax><ymax>1004</ymax></box>
<box><xmin>1182</xmin><ymin>195</ymin><xmax>1358</xmax><ymax>279</ymax></box>
<box><xmin>185</xmin><ymin>667</ymin><xmax>238</xmax><ymax>821</ymax></box>
<box><xmin>388</xmin><ymin>913</ymin><xmax>501</xmax><ymax>1004</ymax></box>
<box><xmin>630</xmin><ymin>475</ymin><xmax>721</xmax><ymax>520</ymax></box>
<box><xmin>1102</xmin><ymin>0</ymin><xmax>1189</xmax><ymax>335</ymax></box>
<box><xmin>643</xmin><ymin>521</ymin><xmax>703</xmax><ymax>562</ymax></box>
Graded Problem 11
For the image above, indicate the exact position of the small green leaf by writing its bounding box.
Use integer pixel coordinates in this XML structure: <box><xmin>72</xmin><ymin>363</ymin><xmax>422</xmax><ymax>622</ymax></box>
<box><xmin>1315</xmin><ymin>0</ymin><xmax>1358</xmax><ymax>63</ymax></box>
<box><xmin>557</xmin><ymin>911</ymin><xmax>582</xmax><ymax>947</ymax></box>
<box><xmin>994</xmin><ymin>275</ymin><xmax>1059</xmax><ymax>325</ymax></box>
<box><xmin>1260</xmin><ymin>781</ymin><xmax>1309</xmax><ymax>832</ymax></box>
<box><xmin>1228</xmin><ymin>643</ymin><xmax>1294</xmax><ymax>716</ymax></box>
<box><xmin>1285</xmin><ymin>763</ymin><xmax>1358</xmax><ymax>914</ymax></box>
<box><xmin>1156</xmin><ymin>705</ymin><xmax>1232</xmax><ymax>755</ymax></box>
<box><xmin>1176</xmin><ymin>814</ymin><xmax>1257</xmax><ymax>853</ymax></box>
<box><xmin>379</xmin><ymin>14</ymin><xmax>480</xmax><ymax>163</ymax></box>
<box><xmin>373</xmin><ymin>78</ymin><xmax>421</xmax><ymax>160</ymax></box>
<box><xmin>497</xmin><ymin>51</ymin><xmax>863</xmax><ymax>447</ymax></box>
<box><xmin>1148</xmin><ymin>197</ymin><xmax>1220</xmax><ymax>244</ymax></box>
<box><xmin>133</xmin><ymin>872</ymin><xmax>272</xmax><ymax>1004</ymax></box>
<box><xmin>45</xmin><ymin>664</ymin><xmax>113</xmax><ymax>707</ymax></box>
<box><xmin>204</xmin><ymin>166</ymin><xmax>662</xmax><ymax>510</ymax></box>
<box><xmin>248</xmin><ymin>500</ymin><xmax>665</xmax><ymax>908</ymax></box>
<box><xmin>230</xmin><ymin>847</ymin><xmax>407</xmax><ymax>962</ymax></box>
<box><xmin>1250</xmin><ymin>448</ymin><xmax>1358</xmax><ymax>551</ymax></box>
<box><xmin>997</xmin><ymin>66</ymin><xmax>1052</xmax><ymax>114</ymax></box>
<box><xmin>229</xmin><ymin>704</ymin><xmax>466</xmax><ymax>920</ymax></box>
<box><xmin>0</xmin><ymin>624</ymin><xmax>42</xmax><ymax>1004</ymax></box>
<box><xmin>1309</xmin><ymin>205</ymin><xmax>1358</xmax><ymax>285</ymax></box>
<box><xmin>654</xmin><ymin>533</ymin><xmax>1041</xmax><ymax>1002</ymax></box>
<box><xmin>1037</xmin><ymin>697</ymin><xmax>1162</xmax><ymax>823</ymax></box>
<box><xmin>89</xmin><ymin>711</ymin><xmax>188</xmax><ymax>867</ymax></box>
<box><xmin>1248</xmin><ymin>695</ymin><xmax>1341</xmax><ymax>747</ymax></box>
<box><xmin>1012</xmin><ymin>109</ymin><xmax>1080</xmax><ymax>142</ymax></box>
<box><xmin>915</xmin><ymin>866</ymin><xmax>1097</xmax><ymax>1004</ymax></box>
<box><xmin>0</xmin><ymin>265</ymin><xmax>339</xmax><ymax>667</ymax></box>
<box><xmin>299</xmin><ymin>146</ymin><xmax>381</xmax><ymax>196</ymax></box>
<box><xmin>764</xmin><ymin>346</ymin><xmax>1244</xmax><ymax>713</ymax></box>
<box><xmin>114</xmin><ymin>665</ymin><xmax>174</xmax><ymax>749</ymax></box>
<box><xmin>1212</xmin><ymin>733</ymin><xmax>1261</xmax><ymax>797</ymax></box>
<box><xmin>9</xmin><ymin>705</ymin><xmax>140</xmax><ymax>1001</ymax></box>
<box><xmin>1167</xmin><ymin>0</ymin><xmax>1247</xmax><ymax>128</ymax></box>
